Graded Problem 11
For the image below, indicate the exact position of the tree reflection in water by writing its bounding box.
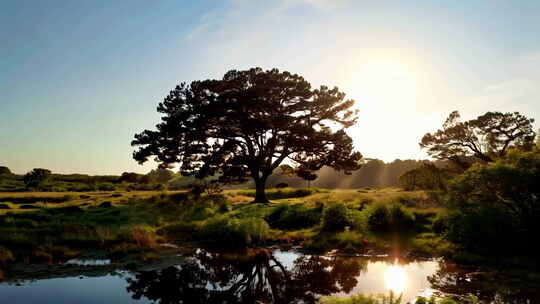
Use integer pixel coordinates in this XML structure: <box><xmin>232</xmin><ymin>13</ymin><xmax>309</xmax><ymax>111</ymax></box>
<box><xmin>427</xmin><ymin>260</ymin><xmax>540</xmax><ymax>304</ymax></box>
<box><xmin>126</xmin><ymin>249</ymin><xmax>366</xmax><ymax>304</ymax></box>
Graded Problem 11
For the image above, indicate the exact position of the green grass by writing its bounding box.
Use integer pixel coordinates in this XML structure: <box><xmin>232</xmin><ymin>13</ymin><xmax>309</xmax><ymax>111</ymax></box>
<box><xmin>0</xmin><ymin>188</ymin><xmax>449</xmax><ymax>267</ymax></box>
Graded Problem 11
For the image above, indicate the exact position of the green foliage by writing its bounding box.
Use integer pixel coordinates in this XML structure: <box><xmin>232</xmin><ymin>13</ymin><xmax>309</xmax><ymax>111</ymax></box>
<box><xmin>320</xmin><ymin>292</ymin><xmax>402</xmax><ymax>304</ymax></box>
<box><xmin>322</xmin><ymin>203</ymin><xmax>351</xmax><ymax>231</ymax></box>
<box><xmin>445</xmin><ymin>150</ymin><xmax>540</xmax><ymax>257</ymax></box>
<box><xmin>366</xmin><ymin>202</ymin><xmax>415</xmax><ymax>232</ymax></box>
<box><xmin>421</xmin><ymin>111</ymin><xmax>535</xmax><ymax>168</ymax></box>
<box><xmin>399</xmin><ymin>163</ymin><xmax>453</xmax><ymax>191</ymax></box>
<box><xmin>200</xmin><ymin>216</ymin><xmax>269</xmax><ymax>246</ymax></box>
<box><xmin>132</xmin><ymin>68</ymin><xmax>362</xmax><ymax>203</ymax></box>
<box><xmin>23</xmin><ymin>168</ymin><xmax>52</xmax><ymax>189</ymax></box>
<box><xmin>266</xmin><ymin>203</ymin><xmax>322</xmax><ymax>230</ymax></box>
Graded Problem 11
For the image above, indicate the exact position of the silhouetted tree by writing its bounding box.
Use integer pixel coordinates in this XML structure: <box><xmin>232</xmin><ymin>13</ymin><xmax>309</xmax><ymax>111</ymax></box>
<box><xmin>119</xmin><ymin>172</ymin><xmax>142</xmax><ymax>183</ymax></box>
<box><xmin>420</xmin><ymin>111</ymin><xmax>535</xmax><ymax>170</ymax></box>
<box><xmin>132</xmin><ymin>68</ymin><xmax>362</xmax><ymax>203</ymax></box>
<box><xmin>296</xmin><ymin>168</ymin><xmax>317</xmax><ymax>188</ymax></box>
<box><xmin>23</xmin><ymin>168</ymin><xmax>52</xmax><ymax>189</ymax></box>
<box><xmin>147</xmin><ymin>168</ymin><xmax>175</xmax><ymax>184</ymax></box>
<box><xmin>0</xmin><ymin>166</ymin><xmax>11</xmax><ymax>175</ymax></box>
<box><xmin>398</xmin><ymin>163</ymin><xmax>452</xmax><ymax>191</ymax></box>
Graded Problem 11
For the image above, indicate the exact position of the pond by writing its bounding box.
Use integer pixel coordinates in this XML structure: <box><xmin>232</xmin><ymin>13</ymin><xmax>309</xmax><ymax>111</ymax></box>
<box><xmin>0</xmin><ymin>249</ymin><xmax>538</xmax><ymax>304</ymax></box>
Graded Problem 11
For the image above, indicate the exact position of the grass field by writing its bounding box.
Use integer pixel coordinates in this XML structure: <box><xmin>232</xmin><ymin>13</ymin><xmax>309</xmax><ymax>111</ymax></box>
<box><xmin>0</xmin><ymin>187</ymin><xmax>449</xmax><ymax>271</ymax></box>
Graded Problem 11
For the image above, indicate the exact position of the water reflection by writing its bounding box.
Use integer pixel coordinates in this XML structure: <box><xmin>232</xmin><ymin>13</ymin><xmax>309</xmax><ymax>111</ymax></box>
<box><xmin>427</xmin><ymin>261</ymin><xmax>540</xmax><ymax>304</ymax></box>
<box><xmin>2</xmin><ymin>250</ymin><xmax>539</xmax><ymax>304</ymax></box>
<box><xmin>384</xmin><ymin>263</ymin><xmax>406</xmax><ymax>294</ymax></box>
<box><xmin>126</xmin><ymin>249</ymin><xmax>367</xmax><ymax>304</ymax></box>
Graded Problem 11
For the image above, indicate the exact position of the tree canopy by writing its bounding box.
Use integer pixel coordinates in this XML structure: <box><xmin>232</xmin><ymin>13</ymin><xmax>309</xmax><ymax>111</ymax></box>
<box><xmin>420</xmin><ymin>111</ymin><xmax>535</xmax><ymax>169</ymax></box>
<box><xmin>132</xmin><ymin>68</ymin><xmax>362</xmax><ymax>203</ymax></box>
<box><xmin>23</xmin><ymin>168</ymin><xmax>52</xmax><ymax>189</ymax></box>
<box><xmin>0</xmin><ymin>166</ymin><xmax>11</xmax><ymax>175</ymax></box>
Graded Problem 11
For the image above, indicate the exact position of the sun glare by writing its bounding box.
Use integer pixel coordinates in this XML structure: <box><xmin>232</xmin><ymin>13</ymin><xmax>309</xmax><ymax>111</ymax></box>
<box><xmin>351</xmin><ymin>60</ymin><xmax>418</xmax><ymax>109</ymax></box>
<box><xmin>384</xmin><ymin>263</ymin><xmax>407</xmax><ymax>294</ymax></box>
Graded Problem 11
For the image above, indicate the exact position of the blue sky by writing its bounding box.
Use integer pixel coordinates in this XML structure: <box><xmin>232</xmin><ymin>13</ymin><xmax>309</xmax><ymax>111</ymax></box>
<box><xmin>1</xmin><ymin>0</ymin><xmax>539</xmax><ymax>174</ymax></box>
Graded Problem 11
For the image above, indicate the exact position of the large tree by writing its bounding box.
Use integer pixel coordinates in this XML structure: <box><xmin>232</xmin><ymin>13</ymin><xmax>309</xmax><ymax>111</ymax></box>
<box><xmin>132</xmin><ymin>68</ymin><xmax>362</xmax><ymax>203</ymax></box>
<box><xmin>420</xmin><ymin>111</ymin><xmax>535</xmax><ymax>169</ymax></box>
<box><xmin>23</xmin><ymin>168</ymin><xmax>52</xmax><ymax>189</ymax></box>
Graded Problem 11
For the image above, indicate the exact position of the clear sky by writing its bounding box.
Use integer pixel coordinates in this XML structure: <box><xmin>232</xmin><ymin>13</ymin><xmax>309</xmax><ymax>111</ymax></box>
<box><xmin>1</xmin><ymin>0</ymin><xmax>539</xmax><ymax>175</ymax></box>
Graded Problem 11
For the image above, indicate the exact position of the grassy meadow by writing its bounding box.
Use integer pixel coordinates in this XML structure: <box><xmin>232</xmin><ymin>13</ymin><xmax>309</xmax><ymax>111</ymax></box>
<box><xmin>0</xmin><ymin>187</ymin><xmax>450</xmax><ymax>274</ymax></box>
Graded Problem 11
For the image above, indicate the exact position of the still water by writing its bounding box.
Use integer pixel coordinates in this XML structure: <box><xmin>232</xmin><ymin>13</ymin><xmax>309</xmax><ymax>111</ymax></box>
<box><xmin>0</xmin><ymin>249</ymin><xmax>537</xmax><ymax>304</ymax></box>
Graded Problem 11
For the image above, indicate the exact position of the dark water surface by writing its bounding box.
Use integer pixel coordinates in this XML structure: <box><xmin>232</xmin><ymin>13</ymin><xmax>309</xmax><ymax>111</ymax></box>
<box><xmin>0</xmin><ymin>249</ymin><xmax>538</xmax><ymax>304</ymax></box>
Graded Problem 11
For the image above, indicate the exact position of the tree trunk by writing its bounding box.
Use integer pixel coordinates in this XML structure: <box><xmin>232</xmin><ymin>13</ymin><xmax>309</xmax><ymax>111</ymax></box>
<box><xmin>253</xmin><ymin>177</ymin><xmax>270</xmax><ymax>204</ymax></box>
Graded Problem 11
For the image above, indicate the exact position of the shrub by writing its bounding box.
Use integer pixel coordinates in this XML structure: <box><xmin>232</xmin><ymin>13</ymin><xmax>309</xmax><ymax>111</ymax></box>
<box><xmin>200</xmin><ymin>216</ymin><xmax>269</xmax><ymax>246</ymax></box>
<box><xmin>444</xmin><ymin>151</ymin><xmax>540</xmax><ymax>257</ymax></box>
<box><xmin>365</xmin><ymin>203</ymin><xmax>415</xmax><ymax>232</ymax></box>
<box><xmin>322</xmin><ymin>203</ymin><xmax>350</xmax><ymax>231</ymax></box>
<box><xmin>266</xmin><ymin>203</ymin><xmax>322</xmax><ymax>230</ymax></box>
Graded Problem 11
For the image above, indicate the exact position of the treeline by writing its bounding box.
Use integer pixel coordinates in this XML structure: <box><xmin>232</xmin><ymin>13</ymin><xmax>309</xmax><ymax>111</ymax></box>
<box><xmin>0</xmin><ymin>167</ymin><xmax>199</xmax><ymax>192</ymax></box>
<box><xmin>264</xmin><ymin>159</ymin><xmax>433</xmax><ymax>189</ymax></box>
<box><xmin>0</xmin><ymin>159</ymin><xmax>436</xmax><ymax>192</ymax></box>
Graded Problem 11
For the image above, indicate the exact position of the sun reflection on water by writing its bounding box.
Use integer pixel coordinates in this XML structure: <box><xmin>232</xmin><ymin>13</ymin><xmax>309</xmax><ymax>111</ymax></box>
<box><xmin>384</xmin><ymin>263</ymin><xmax>407</xmax><ymax>294</ymax></box>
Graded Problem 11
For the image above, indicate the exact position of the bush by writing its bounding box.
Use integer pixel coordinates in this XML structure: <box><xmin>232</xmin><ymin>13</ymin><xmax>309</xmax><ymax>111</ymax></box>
<box><xmin>200</xmin><ymin>216</ymin><xmax>269</xmax><ymax>246</ymax></box>
<box><xmin>366</xmin><ymin>203</ymin><xmax>415</xmax><ymax>232</ymax></box>
<box><xmin>266</xmin><ymin>203</ymin><xmax>322</xmax><ymax>230</ymax></box>
<box><xmin>96</xmin><ymin>182</ymin><xmax>116</xmax><ymax>191</ymax></box>
<box><xmin>444</xmin><ymin>151</ymin><xmax>540</xmax><ymax>257</ymax></box>
<box><xmin>322</xmin><ymin>203</ymin><xmax>350</xmax><ymax>231</ymax></box>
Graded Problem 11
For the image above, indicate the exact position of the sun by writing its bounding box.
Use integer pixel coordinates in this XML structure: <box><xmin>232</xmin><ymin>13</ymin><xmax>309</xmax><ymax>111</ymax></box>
<box><xmin>347</xmin><ymin>59</ymin><xmax>418</xmax><ymax>111</ymax></box>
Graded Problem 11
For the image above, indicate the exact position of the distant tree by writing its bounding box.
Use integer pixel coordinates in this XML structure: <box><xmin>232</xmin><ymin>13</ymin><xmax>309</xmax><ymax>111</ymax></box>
<box><xmin>398</xmin><ymin>163</ymin><xmax>452</xmax><ymax>191</ymax></box>
<box><xmin>23</xmin><ymin>168</ymin><xmax>52</xmax><ymax>189</ymax></box>
<box><xmin>119</xmin><ymin>172</ymin><xmax>141</xmax><ymax>183</ymax></box>
<box><xmin>0</xmin><ymin>166</ymin><xmax>11</xmax><ymax>175</ymax></box>
<box><xmin>147</xmin><ymin>168</ymin><xmax>174</xmax><ymax>184</ymax></box>
<box><xmin>132</xmin><ymin>68</ymin><xmax>362</xmax><ymax>203</ymax></box>
<box><xmin>295</xmin><ymin>168</ymin><xmax>318</xmax><ymax>188</ymax></box>
<box><xmin>420</xmin><ymin>111</ymin><xmax>535</xmax><ymax>170</ymax></box>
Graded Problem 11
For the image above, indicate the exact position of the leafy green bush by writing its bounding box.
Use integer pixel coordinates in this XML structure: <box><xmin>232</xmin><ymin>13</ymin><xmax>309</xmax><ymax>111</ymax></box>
<box><xmin>366</xmin><ymin>203</ymin><xmax>415</xmax><ymax>232</ymax></box>
<box><xmin>266</xmin><ymin>203</ymin><xmax>322</xmax><ymax>230</ymax></box>
<box><xmin>444</xmin><ymin>150</ymin><xmax>540</xmax><ymax>257</ymax></box>
<box><xmin>200</xmin><ymin>216</ymin><xmax>269</xmax><ymax>246</ymax></box>
<box><xmin>322</xmin><ymin>203</ymin><xmax>351</xmax><ymax>231</ymax></box>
